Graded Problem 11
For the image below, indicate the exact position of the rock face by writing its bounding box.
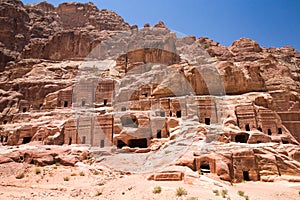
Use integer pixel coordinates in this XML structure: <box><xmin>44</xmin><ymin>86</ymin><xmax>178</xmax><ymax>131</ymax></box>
<box><xmin>0</xmin><ymin>0</ymin><xmax>300</xmax><ymax>183</ymax></box>
<box><xmin>0</xmin><ymin>0</ymin><xmax>130</xmax><ymax>70</ymax></box>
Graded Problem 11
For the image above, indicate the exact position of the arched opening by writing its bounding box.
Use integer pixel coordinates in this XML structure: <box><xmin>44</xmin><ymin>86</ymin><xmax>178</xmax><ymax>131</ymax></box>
<box><xmin>235</xmin><ymin>134</ymin><xmax>249</xmax><ymax>143</ymax></box>
<box><xmin>128</xmin><ymin>138</ymin><xmax>147</xmax><ymax>148</ymax></box>
<box><xmin>200</xmin><ymin>161</ymin><xmax>210</xmax><ymax>173</ymax></box>
<box><xmin>0</xmin><ymin>136</ymin><xmax>3</xmax><ymax>143</ymax></box>
<box><xmin>81</xmin><ymin>100</ymin><xmax>85</xmax><ymax>107</ymax></box>
<box><xmin>245</xmin><ymin>124</ymin><xmax>250</xmax><ymax>131</ymax></box>
<box><xmin>22</xmin><ymin>107</ymin><xmax>27</xmax><ymax>113</ymax></box>
<box><xmin>156</xmin><ymin>130</ymin><xmax>162</xmax><ymax>139</ymax></box>
<box><xmin>258</xmin><ymin>127</ymin><xmax>262</xmax><ymax>132</ymax></box>
<box><xmin>176</xmin><ymin>110</ymin><xmax>181</xmax><ymax>118</ymax></box>
<box><xmin>267</xmin><ymin>129</ymin><xmax>272</xmax><ymax>136</ymax></box>
<box><xmin>22</xmin><ymin>137</ymin><xmax>32</xmax><ymax>144</ymax></box>
<box><xmin>169</xmin><ymin>111</ymin><xmax>172</xmax><ymax>117</ymax></box>
<box><xmin>160</xmin><ymin>111</ymin><xmax>165</xmax><ymax>117</ymax></box>
<box><xmin>121</xmin><ymin>107</ymin><xmax>126</xmax><ymax>111</ymax></box>
<box><xmin>257</xmin><ymin>141</ymin><xmax>261</xmax><ymax>144</ymax></box>
<box><xmin>117</xmin><ymin>140</ymin><xmax>126</xmax><ymax>149</ymax></box>
<box><xmin>103</xmin><ymin>99</ymin><xmax>107</xmax><ymax>106</ymax></box>
<box><xmin>243</xmin><ymin>171</ymin><xmax>250</xmax><ymax>181</ymax></box>
<box><xmin>4</xmin><ymin>136</ymin><xmax>8</xmax><ymax>142</ymax></box>
<box><xmin>278</xmin><ymin>128</ymin><xmax>282</xmax><ymax>134</ymax></box>
<box><xmin>3</xmin><ymin>120</ymin><xmax>7</xmax><ymax>124</ymax></box>
<box><xmin>205</xmin><ymin>118</ymin><xmax>210</xmax><ymax>125</ymax></box>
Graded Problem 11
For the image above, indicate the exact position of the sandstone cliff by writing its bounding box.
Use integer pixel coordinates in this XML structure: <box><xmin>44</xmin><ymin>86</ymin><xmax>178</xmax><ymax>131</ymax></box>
<box><xmin>0</xmin><ymin>0</ymin><xmax>300</xmax><ymax>183</ymax></box>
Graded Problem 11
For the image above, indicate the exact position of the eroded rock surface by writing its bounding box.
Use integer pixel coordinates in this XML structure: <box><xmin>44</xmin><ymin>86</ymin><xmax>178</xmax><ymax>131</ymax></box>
<box><xmin>0</xmin><ymin>0</ymin><xmax>300</xmax><ymax>183</ymax></box>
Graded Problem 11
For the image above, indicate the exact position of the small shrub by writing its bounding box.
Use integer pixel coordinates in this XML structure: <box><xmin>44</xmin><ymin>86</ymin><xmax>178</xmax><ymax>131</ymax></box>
<box><xmin>35</xmin><ymin>168</ymin><xmax>41</xmax><ymax>174</ymax></box>
<box><xmin>79</xmin><ymin>171</ymin><xmax>85</xmax><ymax>176</ymax></box>
<box><xmin>238</xmin><ymin>190</ymin><xmax>245</xmax><ymax>197</ymax></box>
<box><xmin>16</xmin><ymin>173</ymin><xmax>25</xmax><ymax>179</ymax></box>
<box><xmin>244</xmin><ymin>195</ymin><xmax>249</xmax><ymax>200</ymax></box>
<box><xmin>203</xmin><ymin>44</ymin><xmax>210</xmax><ymax>49</ymax></box>
<box><xmin>152</xmin><ymin>186</ymin><xmax>162</xmax><ymax>194</ymax></box>
<box><xmin>176</xmin><ymin>187</ymin><xmax>187</xmax><ymax>196</ymax></box>
<box><xmin>213</xmin><ymin>189</ymin><xmax>220</xmax><ymax>196</ymax></box>
<box><xmin>63</xmin><ymin>176</ymin><xmax>70</xmax><ymax>181</ymax></box>
<box><xmin>71</xmin><ymin>173</ymin><xmax>77</xmax><ymax>176</ymax></box>
<box><xmin>222</xmin><ymin>189</ymin><xmax>228</xmax><ymax>198</ymax></box>
<box><xmin>55</xmin><ymin>162</ymin><xmax>61</xmax><ymax>166</ymax></box>
<box><xmin>97</xmin><ymin>181</ymin><xmax>105</xmax><ymax>186</ymax></box>
<box><xmin>164</xmin><ymin>150</ymin><xmax>171</xmax><ymax>154</ymax></box>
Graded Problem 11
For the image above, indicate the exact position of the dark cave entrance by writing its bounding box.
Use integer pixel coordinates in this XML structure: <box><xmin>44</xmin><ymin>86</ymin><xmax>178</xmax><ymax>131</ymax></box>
<box><xmin>128</xmin><ymin>138</ymin><xmax>147</xmax><ymax>148</ymax></box>
<box><xmin>243</xmin><ymin>171</ymin><xmax>250</xmax><ymax>181</ymax></box>
<box><xmin>156</xmin><ymin>130</ymin><xmax>162</xmax><ymax>139</ymax></box>
<box><xmin>68</xmin><ymin>137</ymin><xmax>72</xmax><ymax>145</ymax></box>
<box><xmin>64</xmin><ymin>101</ymin><xmax>68</xmax><ymax>107</ymax></box>
<box><xmin>205</xmin><ymin>118</ymin><xmax>211</xmax><ymax>125</ymax></box>
<box><xmin>22</xmin><ymin>137</ymin><xmax>32</xmax><ymax>144</ymax></box>
<box><xmin>268</xmin><ymin>129</ymin><xmax>272</xmax><ymax>136</ymax></box>
<box><xmin>200</xmin><ymin>162</ymin><xmax>211</xmax><ymax>173</ymax></box>
<box><xmin>245</xmin><ymin>124</ymin><xmax>250</xmax><ymax>131</ymax></box>
<box><xmin>176</xmin><ymin>110</ymin><xmax>182</xmax><ymax>118</ymax></box>
<box><xmin>282</xmin><ymin>140</ymin><xmax>289</xmax><ymax>144</ymax></box>
<box><xmin>235</xmin><ymin>134</ymin><xmax>249</xmax><ymax>143</ymax></box>
<box><xmin>117</xmin><ymin>140</ymin><xmax>127</xmax><ymax>149</ymax></box>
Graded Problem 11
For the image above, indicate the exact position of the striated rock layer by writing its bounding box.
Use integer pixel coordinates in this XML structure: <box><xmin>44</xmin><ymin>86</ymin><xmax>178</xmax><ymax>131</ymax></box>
<box><xmin>0</xmin><ymin>0</ymin><xmax>300</xmax><ymax>183</ymax></box>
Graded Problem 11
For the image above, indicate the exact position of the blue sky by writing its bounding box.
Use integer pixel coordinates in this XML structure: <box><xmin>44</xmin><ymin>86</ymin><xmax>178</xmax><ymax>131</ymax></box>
<box><xmin>23</xmin><ymin>0</ymin><xmax>300</xmax><ymax>51</ymax></box>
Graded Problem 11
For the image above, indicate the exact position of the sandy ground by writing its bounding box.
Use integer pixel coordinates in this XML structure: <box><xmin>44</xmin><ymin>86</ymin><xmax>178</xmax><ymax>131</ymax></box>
<box><xmin>0</xmin><ymin>162</ymin><xmax>300</xmax><ymax>200</ymax></box>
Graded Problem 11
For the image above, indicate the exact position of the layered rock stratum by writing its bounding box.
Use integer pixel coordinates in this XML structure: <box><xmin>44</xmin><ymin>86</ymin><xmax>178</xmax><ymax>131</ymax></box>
<box><xmin>0</xmin><ymin>1</ymin><xmax>300</xmax><ymax>197</ymax></box>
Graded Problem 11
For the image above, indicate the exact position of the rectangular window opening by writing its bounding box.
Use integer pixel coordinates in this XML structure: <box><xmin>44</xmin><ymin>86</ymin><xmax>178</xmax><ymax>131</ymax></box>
<box><xmin>157</xmin><ymin>130</ymin><xmax>162</xmax><ymax>139</ymax></box>
<box><xmin>245</xmin><ymin>124</ymin><xmax>250</xmax><ymax>131</ymax></box>
<box><xmin>100</xmin><ymin>140</ymin><xmax>105</xmax><ymax>148</ymax></box>
<box><xmin>176</xmin><ymin>110</ymin><xmax>181</xmax><ymax>118</ymax></box>
<box><xmin>243</xmin><ymin>171</ymin><xmax>250</xmax><ymax>181</ymax></box>
<box><xmin>64</xmin><ymin>101</ymin><xmax>68</xmax><ymax>107</ymax></box>
<box><xmin>205</xmin><ymin>118</ymin><xmax>211</xmax><ymax>125</ymax></box>
<box><xmin>268</xmin><ymin>129</ymin><xmax>272</xmax><ymax>136</ymax></box>
<box><xmin>82</xmin><ymin>136</ymin><xmax>86</xmax><ymax>144</ymax></box>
